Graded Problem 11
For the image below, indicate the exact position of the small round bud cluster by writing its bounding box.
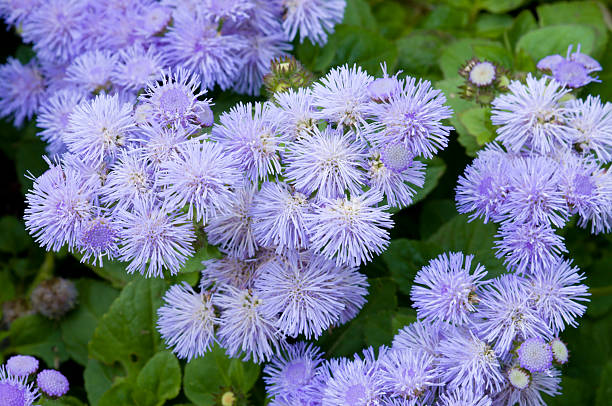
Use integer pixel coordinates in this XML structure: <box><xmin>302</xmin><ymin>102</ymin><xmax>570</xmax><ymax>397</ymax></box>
<box><xmin>263</xmin><ymin>56</ymin><xmax>313</xmax><ymax>96</ymax></box>
<box><xmin>517</xmin><ymin>337</ymin><xmax>553</xmax><ymax>373</ymax></box>
<box><xmin>550</xmin><ymin>337</ymin><xmax>569</xmax><ymax>364</ymax></box>
<box><xmin>36</xmin><ymin>369</ymin><xmax>69</xmax><ymax>397</ymax></box>
<box><xmin>30</xmin><ymin>278</ymin><xmax>78</xmax><ymax>320</ymax></box>
<box><xmin>458</xmin><ymin>58</ymin><xmax>509</xmax><ymax>105</ymax></box>
<box><xmin>6</xmin><ymin>356</ymin><xmax>38</xmax><ymax>377</ymax></box>
<box><xmin>508</xmin><ymin>365</ymin><xmax>531</xmax><ymax>390</ymax></box>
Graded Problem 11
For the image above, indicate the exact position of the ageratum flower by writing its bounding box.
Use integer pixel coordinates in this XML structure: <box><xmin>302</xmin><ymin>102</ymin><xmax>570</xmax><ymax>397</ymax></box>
<box><xmin>200</xmin><ymin>256</ymin><xmax>263</xmax><ymax>290</ymax></box>
<box><xmin>0</xmin><ymin>58</ymin><xmax>46</xmax><ymax>127</ymax></box>
<box><xmin>215</xmin><ymin>286</ymin><xmax>280</xmax><ymax>363</ymax></box>
<box><xmin>64</xmin><ymin>93</ymin><xmax>136</xmax><ymax>165</ymax></box>
<box><xmin>100</xmin><ymin>148</ymin><xmax>155</xmax><ymax>209</ymax></box>
<box><xmin>284</xmin><ymin>126</ymin><xmax>367</xmax><ymax>200</ymax></box>
<box><xmin>36</xmin><ymin>369</ymin><xmax>69</xmax><ymax>397</ymax></box>
<box><xmin>268</xmin><ymin>87</ymin><xmax>317</xmax><ymax>141</ymax></box>
<box><xmin>263</xmin><ymin>342</ymin><xmax>324</xmax><ymax>402</ymax></box>
<box><xmin>158</xmin><ymin>140</ymin><xmax>242</xmax><ymax>223</ymax></box>
<box><xmin>368</xmin><ymin>76</ymin><xmax>453</xmax><ymax>159</ymax></box>
<box><xmin>6</xmin><ymin>356</ymin><xmax>38</xmax><ymax>377</ymax></box>
<box><xmin>112</xmin><ymin>44</ymin><xmax>167</xmax><ymax>92</ymax></box>
<box><xmin>0</xmin><ymin>366</ymin><xmax>39</xmax><ymax>406</ymax></box>
<box><xmin>157</xmin><ymin>283</ymin><xmax>217</xmax><ymax>361</ymax></box>
<box><xmin>116</xmin><ymin>198</ymin><xmax>195</xmax><ymax>277</ymax></box>
<box><xmin>378</xmin><ymin>348</ymin><xmax>439</xmax><ymax>402</ymax></box>
<box><xmin>517</xmin><ymin>337</ymin><xmax>553</xmax><ymax>373</ymax></box>
<box><xmin>565</xmin><ymin>95</ymin><xmax>612</xmax><ymax>163</ymax></box>
<box><xmin>436</xmin><ymin>388</ymin><xmax>492</xmax><ymax>406</ymax></box>
<box><xmin>491</xmin><ymin>75</ymin><xmax>575</xmax><ymax>154</ymax></box>
<box><xmin>493</xmin><ymin>368</ymin><xmax>561</xmax><ymax>406</ymax></box>
<box><xmin>392</xmin><ymin>320</ymin><xmax>448</xmax><ymax>358</ymax></box>
<box><xmin>77</xmin><ymin>214</ymin><xmax>119</xmax><ymax>267</ymax></box>
<box><xmin>65</xmin><ymin>50</ymin><xmax>117</xmax><ymax>94</ymax></box>
<box><xmin>306</xmin><ymin>190</ymin><xmax>393</xmax><ymax>267</ymax></box>
<box><xmin>282</xmin><ymin>0</ymin><xmax>346</xmax><ymax>45</ymax></box>
<box><xmin>0</xmin><ymin>0</ymin><xmax>41</xmax><ymax>27</ymax></box>
<box><xmin>36</xmin><ymin>89</ymin><xmax>84</xmax><ymax>156</ymax></box>
<box><xmin>411</xmin><ymin>252</ymin><xmax>488</xmax><ymax>326</ymax></box>
<box><xmin>537</xmin><ymin>45</ymin><xmax>601</xmax><ymax>88</ymax></box>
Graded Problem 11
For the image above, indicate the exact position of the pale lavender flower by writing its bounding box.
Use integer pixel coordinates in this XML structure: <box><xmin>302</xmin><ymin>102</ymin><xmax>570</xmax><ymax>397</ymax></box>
<box><xmin>200</xmin><ymin>0</ymin><xmax>254</xmax><ymax>22</ymax></box>
<box><xmin>205</xmin><ymin>186</ymin><xmax>259</xmax><ymax>259</ymax></box>
<box><xmin>517</xmin><ymin>337</ymin><xmax>553</xmax><ymax>373</ymax></box>
<box><xmin>36</xmin><ymin>89</ymin><xmax>84</xmax><ymax>152</ymax></box>
<box><xmin>494</xmin><ymin>368</ymin><xmax>561</xmax><ymax>406</ymax></box>
<box><xmin>566</xmin><ymin>95</ymin><xmax>612</xmax><ymax>163</ymax></box>
<box><xmin>263</xmin><ymin>342</ymin><xmax>324</xmax><ymax>402</ymax></box>
<box><xmin>77</xmin><ymin>214</ymin><xmax>119</xmax><ymax>267</ymax></box>
<box><xmin>157</xmin><ymin>283</ymin><xmax>217</xmax><ymax>361</ymax></box>
<box><xmin>250</xmin><ymin>182</ymin><xmax>312</xmax><ymax>253</ymax></box>
<box><xmin>368</xmin><ymin>76</ymin><xmax>453</xmax><ymax>159</ymax></box>
<box><xmin>112</xmin><ymin>44</ymin><xmax>167</xmax><ymax>92</ymax></box>
<box><xmin>367</xmin><ymin>64</ymin><xmax>401</xmax><ymax>103</ymax></box>
<box><xmin>200</xmin><ymin>256</ymin><xmax>263</xmax><ymax>290</ymax></box>
<box><xmin>0</xmin><ymin>0</ymin><xmax>41</xmax><ymax>27</ymax></box>
<box><xmin>491</xmin><ymin>75</ymin><xmax>575</xmax><ymax>154</ymax></box>
<box><xmin>284</xmin><ymin>126</ymin><xmax>367</xmax><ymax>200</ymax></box>
<box><xmin>306</xmin><ymin>190</ymin><xmax>393</xmax><ymax>266</ymax></box>
<box><xmin>311</xmin><ymin>64</ymin><xmax>373</xmax><ymax>130</ymax></box>
<box><xmin>282</xmin><ymin>0</ymin><xmax>345</xmax><ymax>45</ymax></box>
<box><xmin>411</xmin><ymin>252</ymin><xmax>488</xmax><ymax>326</ymax></box>
<box><xmin>212</xmin><ymin>102</ymin><xmax>286</xmax><ymax>181</ymax></box>
<box><xmin>158</xmin><ymin>140</ymin><xmax>242</xmax><ymax>223</ymax></box>
<box><xmin>64</xmin><ymin>93</ymin><xmax>136</xmax><ymax>165</ymax></box>
<box><xmin>494</xmin><ymin>221</ymin><xmax>567</xmax><ymax>275</ymax></box>
<box><xmin>6</xmin><ymin>356</ymin><xmax>38</xmax><ymax>377</ymax></box>
<box><xmin>436</xmin><ymin>388</ymin><xmax>492</xmax><ymax>406</ymax></box>
<box><xmin>65</xmin><ymin>50</ymin><xmax>117</xmax><ymax>94</ymax></box>
<box><xmin>36</xmin><ymin>369</ymin><xmax>69</xmax><ymax>397</ymax></box>
<box><xmin>437</xmin><ymin>330</ymin><xmax>505</xmax><ymax>394</ymax></box>
<box><xmin>135</xmin><ymin>124</ymin><xmax>191</xmax><ymax>167</ymax></box>
<box><xmin>215</xmin><ymin>286</ymin><xmax>281</xmax><ymax>363</ymax></box>
<box><xmin>537</xmin><ymin>45</ymin><xmax>601</xmax><ymax>88</ymax></box>
<box><xmin>25</xmin><ymin>162</ymin><xmax>95</xmax><ymax>252</ymax></box>
<box><xmin>269</xmin><ymin>88</ymin><xmax>316</xmax><ymax>141</ymax></box>
<box><xmin>476</xmin><ymin>275</ymin><xmax>552</xmax><ymax>355</ymax></box>
<box><xmin>0</xmin><ymin>58</ymin><xmax>46</xmax><ymax>127</ymax></box>
<box><xmin>0</xmin><ymin>366</ymin><xmax>39</xmax><ymax>406</ymax></box>
<box><xmin>255</xmin><ymin>253</ymin><xmax>365</xmax><ymax>338</ymax></box>
<box><xmin>527</xmin><ymin>259</ymin><xmax>589</xmax><ymax>334</ymax></box>
<box><xmin>116</xmin><ymin>199</ymin><xmax>195</xmax><ymax>277</ymax></box>
<box><xmin>393</xmin><ymin>320</ymin><xmax>448</xmax><ymax>358</ymax></box>
<box><xmin>134</xmin><ymin>4</ymin><xmax>172</xmax><ymax>37</ymax></box>
<box><xmin>161</xmin><ymin>11</ymin><xmax>247</xmax><ymax>90</ymax></box>
<box><xmin>378</xmin><ymin>348</ymin><xmax>439</xmax><ymax>402</ymax></box>
<box><xmin>101</xmin><ymin>148</ymin><xmax>155</xmax><ymax>208</ymax></box>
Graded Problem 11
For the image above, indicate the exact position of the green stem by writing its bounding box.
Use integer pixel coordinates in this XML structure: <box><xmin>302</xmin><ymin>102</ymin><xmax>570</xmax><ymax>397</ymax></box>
<box><xmin>26</xmin><ymin>252</ymin><xmax>54</xmax><ymax>297</ymax></box>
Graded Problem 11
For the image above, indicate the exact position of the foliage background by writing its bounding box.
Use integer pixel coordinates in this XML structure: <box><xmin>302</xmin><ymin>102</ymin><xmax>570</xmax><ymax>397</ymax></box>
<box><xmin>0</xmin><ymin>0</ymin><xmax>611</xmax><ymax>405</ymax></box>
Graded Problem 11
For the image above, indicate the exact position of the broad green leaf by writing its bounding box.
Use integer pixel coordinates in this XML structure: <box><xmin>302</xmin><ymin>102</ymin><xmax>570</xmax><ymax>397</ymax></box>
<box><xmin>481</xmin><ymin>0</ymin><xmax>526</xmax><ymax>13</ymax></box>
<box><xmin>427</xmin><ymin>214</ymin><xmax>505</xmax><ymax>277</ymax></box>
<box><xmin>183</xmin><ymin>346</ymin><xmax>232</xmax><ymax>406</ymax></box>
<box><xmin>89</xmin><ymin>278</ymin><xmax>168</xmax><ymax>372</ymax></box>
<box><xmin>516</xmin><ymin>25</ymin><xmax>597</xmax><ymax>62</ymax></box>
<box><xmin>0</xmin><ymin>216</ymin><xmax>30</xmax><ymax>254</ymax></box>
<box><xmin>419</xmin><ymin>199</ymin><xmax>458</xmax><ymax>239</ymax></box>
<box><xmin>472</xmin><ymin>43</ymin><xmax>513</xmax><ymax>68</ymax></box>
<box><xmin>4</xmin><ymin>314</ymin><xmax>69</xmax><ymax>365</ymax></box>
<box><xmin>506</xmin><ymin>10</ymin><xmax>537</xmax><ymax>51</ymax></box>
<box><xmin>596</xmin><ymin>362</ymin><xmax>612</xmax><ymax>405</ymax></box>
<box><xmin>228</xmin><ymin>358</ymin><xmax>260</xmax><ymax>394</ymax></box>
<box><xmin>396</xmin><ymin>31</ymin><xmax>445</xmax><ymax>78</ymax></box>
<box><xmin>40</xmin><ymin>397</ymin><xmax>86</xmax><ymax>406</ymax></box>
<box><xmin>372</xmin><ymin>1</ymin><xmax>408</xmax><ymax>39</ymax></box>
<box><xmin>458</xmin><ymin>107</ymin><xmax>496</xmax><ymax>146</ymax></box>
<box><xmin>135</xmin><ymin>351</ymin><xmax>181</xmax><ymax>406</ymax></box>
<box><xmin>411</xmin><ymin>158</ymin><xmax>447</xmax><ymax>205</ymax></box>
<box><xmin>15</xmin><ymin>125</ymin><xmax>47</xmax><ymax>195</ymax></box>
<box><xmin>0</xmin><ymin>270</ymin><xmax>15</xmax><ymax>303</ymax></box>
<box><xmin>392</xmin><ymin>307</ymin><xmax>418</xmax><ymax>335</ymax></box>
<box><xmin>98</xmin><ymin>382</ymin><xmax>134</xmax><ymax>406</ymax></box>
<box><xmin>84</xmin><ymin>359</ymin><xmax>122</xmax><ymax>406</ymax></box>
<box><xmin>382</xmin><ymin>239</ymin><xmax>444</xmax><ymax>295</ymax></box>
<box><xmin>475</xmin><ymin>13</ymin><xmax>514</xmax><ymax>39</ymax></box>
<box><xmin>82</xmin><ymin>259</ymin><xmax>137</xmax><ymax>289</ymax></box>
<box><xmin>343</xmin><ymin>0</ymin><xmax>378</xmax><ymax>31</ymax></box>
<box><xmin>421</xmin><ymin>5</ymin><xmax>469</xmax><ymax>31</ymax></box>
<box><xmin>61</xmin><ymin>279</ymin><xmax>119</xmax><ymax>365</ymax></box>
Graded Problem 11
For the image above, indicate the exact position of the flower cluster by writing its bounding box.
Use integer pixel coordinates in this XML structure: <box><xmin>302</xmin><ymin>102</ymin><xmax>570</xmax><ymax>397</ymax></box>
<box><xmin>0</xmin><ymin>355</ymin><xmax>69</xmax><ymax>405</ymax></box>
<box><xmin>262</xmin><ymin>251</ymin><xmax>587</xmax><ymax>405</ymax></box>
<box><xmin>0</xmin><ymin>0</ymin><xmax>348</xmax><ymax>133</ymax></box>
<box><xmin>457</xmin><ymin>64</ymin><xmax>612</xmax><ymax>274</ymax></box>
<box><xmin>537</xmin><ymin>45</ymin><xmax>602</xmax><ymax>89</ymax></box>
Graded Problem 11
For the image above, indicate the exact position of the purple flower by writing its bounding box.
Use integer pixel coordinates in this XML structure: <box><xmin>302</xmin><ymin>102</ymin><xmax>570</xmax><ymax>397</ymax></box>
<box><xmin>0</xmin><ymin>0</ymin><xmax>41</xmax><ymax>27</ymax></box>
<box><xmin>378</xmin><ymin>348</ymin><xmax>439</xmax><ymax>402</ymax></box>
<box><xmin>436</xmin><ymin>388</ymin><xmax>492</xmax><ymax>406</ymax></box>
<box><xmin>255</xmin><ymin>253</ymin><xmax>366</xmax><ymax>338</ymax></box>
<box><xmin>77</xmin><ymin>214</ymin><xmax>119</xmax><ymax>267</ymax></box>
<box><xmin>250</xmin><ymin>181</ymin><xmax>312</xmax><ymax>253</ymax></box>
<box><xmin>517</xmin><ymin>337</ymin><xmax>553</xmax><ymax>373</ymax></box>
<box><xmin>411</xmin><ymin>252</ymin><xmax>488</xmax><ymax>326</ymax></box>
<box><xmin>527</xmin><ymin>259</ymin><xmax>589</xmax><ymax>334</ymax></box>
<box><xmin>305</xmin><ymin>190</ymin><xmax>393</xmax><ymax>266</ymax></box>
<box><xmin>135</xmin><ymin>124</ymin><xmax>191</xmax><ymax>167</ymax></box>
<box><xmin>493</xmin><ymin>368</ymin><xmax>561</xmax><ymax>406</ymax></box>
<box><xmin>25</xmin><ymin>161</ymin><xmax>95</xmax><ymax>252</ymax></box>
<box><xmin>116</xmin><ymin>198</ymin><xmax>195</xmax><ymax>277</ymax></box>
<box><xmin>392</xmin><ymin>320</ymin><xmax>448</xmax><ymax>358</ymax></box>
<box><xmin>212</xmin><ymin>102</ymin><xmax>286</xmax><ymax>181</ymax></box>
<box><xmin>491</xmin><ymin>75</ymin><xmax>575</xmax><ymax>154</ymax></box>
<box><xmin>284</xmin><ymin>126</ymin><xmax>367</xmax><ymax>200</ymax></box>
<box><xmin>0</xmin><ymin>58</ymin><xmax>46</xmax><ymax>127</ymax></box>
<box><xmin>215</xmin><ymin>286</ymin><xmax>281</xmax><ymax>363</ymax></box>
<box><xmin>65</xmin><ymin>50</ymin><xmax>117</xmax><ymax>94</ymax></box>
<box><xmin>494</xmin><ymin>221</ymin><xmax>567</xmax><ymax>275</ymax></box>
<box><xmin>367</xmin><ymin>76</ymin><xmax>453</xmax><ymax>159</ymax></box>
<box><xmin>268</xmin><ymin>87</ymin><xmax>316</xmax><ymax>141</ymax></box>
<box><xmin>537</xmin><ymin>45</ymin><xmax>601</xmax><ymax>88</ymax></box>
<box><xmin>282</xmin><ymin>0</ymin><xmax>346</xmax><ymax>45</ymax></box>
<box><xmin>101</xmin><ymin>148</ymin><xmax>156</xmax><ymax>209</ymax></box>
<box><xmin>6</xmin><ymin>356</ymin><xmax>38</xmax><ymax>377</ymax></box>
<box><xmin>36</xmin><ymin>369</ymin><xmax>69</xmax><ymax>397</ymax></box>
<box><xmin>157</xmin><ymin>283</ymin><xmax>217</xmax><ymax>361</ymax></box>
<box><xmin>205</xmin><ymin>186</ymin><xmax>259</xmax><ymax>259</ymax></box>
<box><xmin>263</xmin><ymin>342</ymin><xmax>324</xmax><ymax>402</ymax></box>
<box><xmin>64</xmin><ymin>93</ymin><xmax>136</xmax><ymax>165</ymax></box>
<box><xmin>566</xmin><ymin>95</ymin><xmax>612</xmax><ymax>163</ymax></box>
<box><xmin>158</xmin><ymin>140</ymin><xmax>242</xmax><ymax>223</ymax></box>
<box><xmin>161</xmin><ymin>10</ymin><xmax>247</xmax><ymax>90</ymax></box>
<box><xmin>311</xmin><ymin>64</ymin><xmax>373</xmax><ymax>130</ymax></box>
<box><xmin>437</xmin><ymin>330</ymin><xmax>504</xmax><ymax>394</ymax></box>
<box><xmin>0</xmin><ymin>366</ymin><xmax>39</xmax><ymax>406</ymax></box>
<box><xmin>36</xmin><ymin>89</ymin><xmax>84</xmax><ymax>153</ymax></box>
<box><xmin>200</xmin><ymin>256</ymin><xmax>263</xmax><ymax>290</ymax></box>
<box><xmin>475</xmin><ymin>274</ymin><xmax>552</xmax><ymax>355</ymax></box>
<box><xmin>112</xmin><ymin>44</ymin><xmax>167</xmax><ymax>92</ymax></box>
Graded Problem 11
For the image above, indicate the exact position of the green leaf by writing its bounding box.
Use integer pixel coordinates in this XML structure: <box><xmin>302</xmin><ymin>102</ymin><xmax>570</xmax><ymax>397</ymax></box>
<box><xmin>183</xmin><ymin>346</ymin><xmax>232</xmax><ymax>406</ymax></box>
<box><xmin>421</xmin><ymin>5</ymin><xmax>469</xmax><ymax>31</ymax></box>
<box><xmin>0</xmin><ymin>216</ymin><xmax>30</xmax><ymax>254</ymax></box>
<box><xmin>82</xmin><ymin>259</ymin><xmax>137</xmax><ymax>289</ymax></box>
<box><xmin>14</xmin><ymin>124</ymin><xmax>47</xmax><ymax>195</ymax></box>
<box><xmin>537</xmin><ymin>1</ymin><xmax>608</xmax><ymax>55</ymax></box>
<box><xmin>396</xmin><ymin>30</ymin><xmax>445</xmax><ymax>78</ymax></box>
<box><xmin>4</xmin><ymin>314</ymin><xmax>69</xmax><ymax>365</ymax></box>
<box><xmin>342</xmin><ymin>0</ymin><xmax>378</xmax><ymax>31</ymax></box>
<box><xmin>596</xmin><ymin>362</ymin><xmax>612</xmax><ymax>406</ymax></box>
<box><xmin>480</xmin><ymin>0</ymin><xmax>526</xmax><ymax>13</ymax></box>
<box><xmin>505</xmin><ymin>10</ymin><xmax>537</xmax><ymax>51</ymax></box>
<box><xmin>134</xmin><ymin>351</ymin><xmax>181</xmax><ymax>406</ymax></box>
<box><xmin>61</xmin><ymin>279</ymin><xmax>119</xmax><ymax>365</ymax></box>
<box><xmin>84</xmin><ymin>359</ymin><xmax>123</xmax><ymax>406</ymax></box>
<box><xmin>475</xmin><ymin>13</ymin><xmax>514</xmax><ymax>39</ymax></box>
<box><xmin>0</xmin><ymin>269</ymin><xmax>16</xmax><ymax>303</ymax></box>
<box><xmin>516</xmin><ymin>25</ymin><xmax>597</xmax><ymax>62</ymax></box>
<box><xmin>89</xmin><ymin>278</ymin><xmax>168</xmax><ymax>372</ymax></box>
<box><xmin>392</xmin><ymin>307</ymin><xmax>418</xmax><ymax>335</ymax></box>
<box><xmin>40</xmin><ymin>397</ymin><xmax>86</xmax><ymax>406</ymax></box>
<box><xmin>98</xmin><ymin>382</ymin><xmax>134</xmax><ymax>406</ymax></box>
<box><xmin>372</xmin><ymin>1</ymin><xmax>408</xmax><ymax>39</ymax></box>
<box><xmin>427</xmin><ymin>214</ymin><xmax>505</xmax><ymax>277</ymax></box>
<box><xmin>411</xmin><ymin>157</ymin><xmax>447</xmax><ymax>205</ymax></box>
<box><xmin>458</xmin><ymin>107</ymin><xmax>496</xmax><ymax>146</ymax></box>
<box><xmin>382</xmin><ymin>239</ymin><xmax>443</xmax><ymax>295</ymax></box>
<box><xmin>419</xmin><ymin>199</ymin><xmax>458</xmax><ymax>239</ymax></box>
